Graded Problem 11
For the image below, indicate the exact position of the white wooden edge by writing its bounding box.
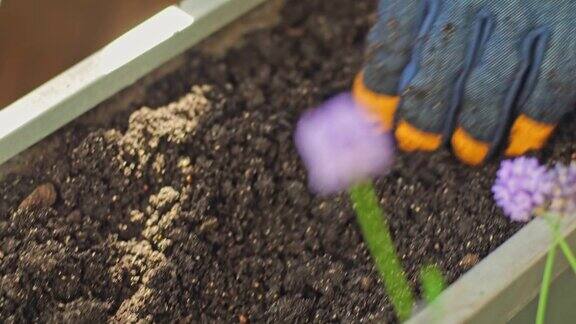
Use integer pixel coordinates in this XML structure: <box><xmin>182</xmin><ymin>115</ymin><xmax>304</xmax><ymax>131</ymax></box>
<box><xmin>408</xmin><ymin>214</ymin><xmax>576</xmax><ymax>324</ymax></box>
<box><xmin>0</xmin><ymin>0</ymin><xmax>268</xmax><ymax>165</ymax></box>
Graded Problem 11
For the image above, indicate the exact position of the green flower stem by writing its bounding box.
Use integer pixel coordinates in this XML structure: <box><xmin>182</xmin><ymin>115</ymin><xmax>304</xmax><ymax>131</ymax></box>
<box><xmin>536</xmin><ymin>242</ymin><xmax>557</xmax><ymax>324</ymax></box>
<box><xmin>543</xmin><ymin>214</ymin><xmax>576</xmax><ymax>275</ymax></box>
<box><xmin>557</xmin><ymin>239</ymin><xmax>576</xmax><ymax>275</ymax></box>
<box><xmin>420</xmin><ymin>264</ymin><xmax>446</xmax><ymax>324</ymax></box>
<box><xmin>536</xmin><ymin>217</ymin><xmax>563</xmax><ymax>324</ymax></box>
<box><xmin>349</xmin><ymin>182</ymin><xmax>414</xmax><ymax>321</ymax></box>
<box><xmin>420</xmin><ymin>265</ymin><xmax>446</xmax><ymax>303</ymax></box>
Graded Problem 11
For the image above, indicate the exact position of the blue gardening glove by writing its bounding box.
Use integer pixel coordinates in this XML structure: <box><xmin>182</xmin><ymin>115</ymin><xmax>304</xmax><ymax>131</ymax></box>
<box><xmin>353</xmin><ymin>0</ymin><xmax>576</xmax><ymax>165</ymax></box>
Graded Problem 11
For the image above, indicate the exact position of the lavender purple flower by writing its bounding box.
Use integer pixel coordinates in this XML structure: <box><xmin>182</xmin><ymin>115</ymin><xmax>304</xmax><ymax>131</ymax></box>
<box><xmin>295</xmin><ymin>92</ymin><xmax>394</xmax><ymax>195</ymax></box>
<box><xmin>492</xmin><ymin>157</ymin><xmax>552</xmax><ymax>222</ymax></box>
<box><xmin>492</xmin><ymin>160</ymin><xmax>576</xmax><ymax>324</ymax></box>
<box><xmin>548</xmin><ymin>162</ymin><xmax>576</xmax><ymax>216</ymax></box>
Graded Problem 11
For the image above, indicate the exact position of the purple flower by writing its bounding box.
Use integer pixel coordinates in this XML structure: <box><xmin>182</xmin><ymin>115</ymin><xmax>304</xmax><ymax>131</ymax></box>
<box><xmin>295</xmin><ymin>92</ymin><xmax>394</xmax><ymax>195</ymax></box>
<box><xmin>492</xmin><ymin>157</ymin><xmax>553</xmax><ymax>222</ymax></box>
<box><xmin>548</xmin><ymin>162</ymin><xmax>576</xmax><ymax>215</ymax></box>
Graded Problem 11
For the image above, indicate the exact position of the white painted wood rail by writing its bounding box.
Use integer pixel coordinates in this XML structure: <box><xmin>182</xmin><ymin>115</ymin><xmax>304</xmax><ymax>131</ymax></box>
<box><xmin>1</xmin><ymin>1</ymin><xmax>575</xmax><ymax>322</ymax></box>
<box><xmin>0</xmin><ymin>0</ymin><xmax>267</xmax><ymax>165</ymax></box>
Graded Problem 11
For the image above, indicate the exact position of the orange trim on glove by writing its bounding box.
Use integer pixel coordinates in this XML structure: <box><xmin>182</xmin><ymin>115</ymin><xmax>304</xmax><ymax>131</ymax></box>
<box><xmin>352</xmin><ymin>72</ymin><xmax>399</xmax><ymax>129</ymax></box>
<box><xmin>395</xmin><ymin>120</ymin><xmax>442</xmax><ymax>152</ymax></box>
<box><xmin>451</xmin><ymin>127</ymin><xmax>489</xmax><ymax>165</ymax></box>
<box><xmin>505</xmin><ymin>114</ymin><xmax>555</xmax><ymax>157</ymax></box>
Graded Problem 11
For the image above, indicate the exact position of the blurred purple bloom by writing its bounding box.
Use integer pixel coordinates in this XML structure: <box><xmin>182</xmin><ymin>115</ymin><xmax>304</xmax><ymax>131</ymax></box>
<box><xmin>295</xmin><ymin>92</ymin><xmax>394</xmax><ymax>195</ymax></box>
<box><xmin>548</xmin><ymin>162</ymin><xmax>576</xmax><ymax>215</ymax></box>
<box><xmin>492</xmin><ymin>157</ymin><xmax>552</xmax><ymax>222</ymax></box>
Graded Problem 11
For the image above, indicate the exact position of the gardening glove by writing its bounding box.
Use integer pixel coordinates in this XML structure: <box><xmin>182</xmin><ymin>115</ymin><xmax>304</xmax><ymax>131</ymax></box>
<box><xmin>353</xmin><ymin>0</ymin><xmax>576</xmax><ymax>165</ymax></box>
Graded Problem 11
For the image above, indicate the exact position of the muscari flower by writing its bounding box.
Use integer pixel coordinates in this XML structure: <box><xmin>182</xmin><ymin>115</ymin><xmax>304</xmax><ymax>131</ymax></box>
<box><xmin>492</xmin><ymin>157</ymin><xmax>553</xmax><ymax>222</ymax></box>
<box><xmin>295</xmin><ymin>92</ymin><xmax>394</xmax><ymax>195</ymax></box>
<box><xmin>548</xmin><ymin>162</ymin><xmax>576</xmax><ymax>216</ymax></box>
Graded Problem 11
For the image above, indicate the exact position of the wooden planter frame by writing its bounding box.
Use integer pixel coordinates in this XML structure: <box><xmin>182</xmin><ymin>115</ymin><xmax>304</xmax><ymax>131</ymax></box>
<box><xmin>1</xmin><ymin>1</ymin><xmax>574</xmax><ymax>322</ymax></box>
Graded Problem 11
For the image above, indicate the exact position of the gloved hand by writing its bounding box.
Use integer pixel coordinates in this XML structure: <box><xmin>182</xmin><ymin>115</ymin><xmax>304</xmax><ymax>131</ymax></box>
<box><xmin>353</xmin><ymin>0</ymin><xmax>576</xmax><ymax>165</ymax></box>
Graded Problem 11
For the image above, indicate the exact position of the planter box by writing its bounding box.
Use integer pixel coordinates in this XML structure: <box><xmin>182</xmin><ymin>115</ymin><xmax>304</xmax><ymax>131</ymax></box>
<box><xmin>1</xmin><ymin>1</ymin><xmax>574</xmax><ymax>322</ymax></box>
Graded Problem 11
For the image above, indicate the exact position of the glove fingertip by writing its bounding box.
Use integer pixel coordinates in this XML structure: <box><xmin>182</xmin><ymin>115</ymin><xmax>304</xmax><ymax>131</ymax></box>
<box><xmin>504</xmin><ymin>114</ymin><xmax>555</xmax><ymax>157</ymax></box>
<box><xmin>395</xmin><ymin>120</ymin><xmax>442</xmax><ymax>152</ymax></box>
<box><xmin>451</xmin><ymin>127</ymin><xmax>489</xmax><ymax>166</ymax></box>
<box><xmin>352</xmin><ymin>72</ymin><xmax>399</xmax><ymax>130</ymax></box>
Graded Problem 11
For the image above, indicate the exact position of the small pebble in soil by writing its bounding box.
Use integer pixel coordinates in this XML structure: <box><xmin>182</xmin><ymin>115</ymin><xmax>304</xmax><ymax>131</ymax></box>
<box><xmin>239</xmin><ymin>314</ymin><xmax>249</xmax><ymax>324</ymax></box>
<box><xmin>18</xmin><ymin>183</ymin><xmax>57</xmax><ymax>210</ymax></box>
<box><xmin>360</xmin><ymin>276</ymin><xmax>373</xmax><ymax>291</ymax></box>
<box><xmin>459</xmin><ymin>254</ymin><xmax>480</xmax><ymax>269</ymax></box>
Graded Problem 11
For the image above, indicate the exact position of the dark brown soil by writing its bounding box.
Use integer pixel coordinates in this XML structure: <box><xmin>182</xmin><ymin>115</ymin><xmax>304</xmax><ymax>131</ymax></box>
<box><xmin>2</xmin><ymin>0</ymin><xmax>576</xmax><ymax>323</ymax></box>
